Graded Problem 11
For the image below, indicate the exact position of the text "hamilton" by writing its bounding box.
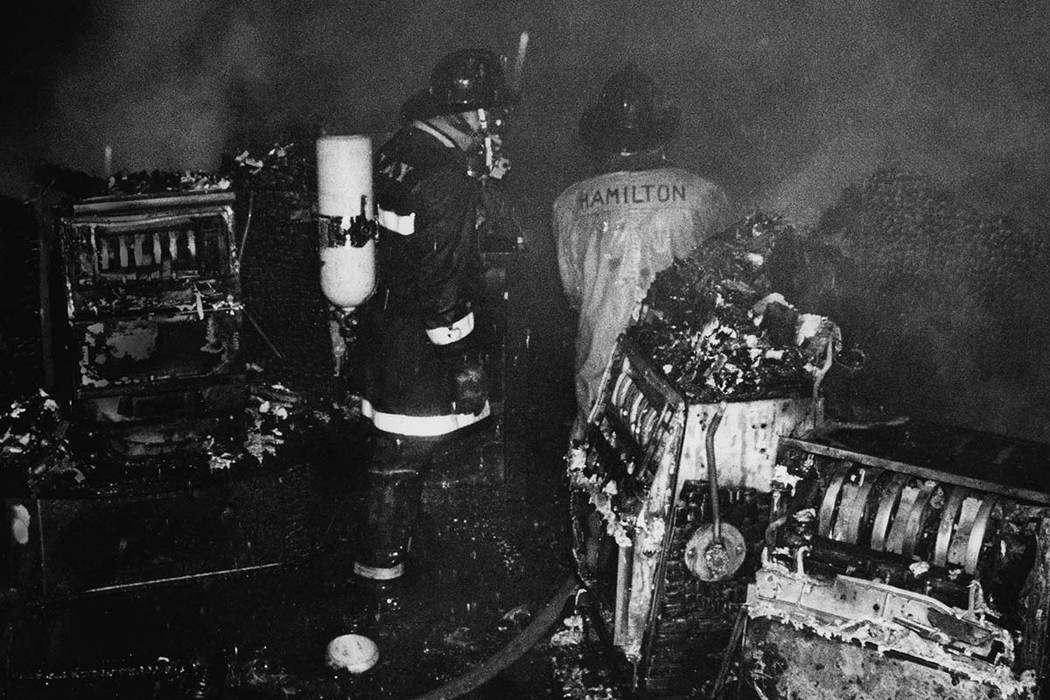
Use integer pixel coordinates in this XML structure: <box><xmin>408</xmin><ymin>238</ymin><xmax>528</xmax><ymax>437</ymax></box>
<box><xmin>577</xmin><ymin>183</ymin><xmax>687</xmax><ymax>209</ymax></box>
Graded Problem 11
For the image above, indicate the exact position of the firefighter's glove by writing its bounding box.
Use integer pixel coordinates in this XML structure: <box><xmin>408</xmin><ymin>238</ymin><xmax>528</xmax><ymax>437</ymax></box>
<box><xmin>452</xmin><ymin>355</ymin><xmax>488</xmax><ymax>416</ymax></box>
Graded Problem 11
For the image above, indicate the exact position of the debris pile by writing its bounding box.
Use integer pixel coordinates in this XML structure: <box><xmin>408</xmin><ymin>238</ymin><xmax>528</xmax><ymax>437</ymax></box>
<box><xmin>104</xmin><ymin>142</ymin><xmax>311</xmax><ymax>197</ymax></box>
<box><xmin>0</xmin><ymin>389</ymin><xmax>80</xmax><ymax>491</ymax></box>
<box><xmin>35</xmin><ymin>142</ymin><xmax>310</xmax><ymax>201</ymax></box>
<box><xmin>106</xmin><ymin>169</ymin><xmax>231</xmax><ymax>195</ymax></box>
<box><xmin>223</xmin><ymin>142</ymin><xmax>312</xmax><ymax>194</ymax></box>
<box><xmin>206</xmin><ymin>382</ymin><xmax>312</xmax><ymax>472</ymax></box>
<box><xmin>0</xmin><ymin>380</ymin><xmax>333</xmax><ymax>492</ymax></box>
<box><xmin>629</xmin><ymin>213</ymin><xmax>841</xmax><ymax>402</ymax></box>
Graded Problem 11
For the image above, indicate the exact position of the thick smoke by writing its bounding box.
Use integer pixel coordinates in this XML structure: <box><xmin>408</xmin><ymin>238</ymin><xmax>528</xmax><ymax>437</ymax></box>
<box><xmin>43</xmin><ymin>2</ymin><xmax>274</xmax><ymax>176</ymax></box>
<box><xmin>20</xmin><ymin>1</ymin><xmax>1049</xmax><ymax>220</ymax></box>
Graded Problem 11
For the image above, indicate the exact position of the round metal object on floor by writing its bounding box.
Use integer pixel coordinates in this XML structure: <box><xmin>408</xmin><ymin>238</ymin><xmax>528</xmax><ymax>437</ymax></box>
<box><xmin>326</xmin><ymin>634</ymin><xmax>379</xmax><ymax>674</ymax></box>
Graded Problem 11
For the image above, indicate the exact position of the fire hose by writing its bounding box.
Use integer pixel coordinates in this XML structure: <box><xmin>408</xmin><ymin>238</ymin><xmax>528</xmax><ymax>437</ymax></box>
<box><xmin>411</xmin><ymin>574</ymin><xmax>580</xmax><ymax>700</ymax></box>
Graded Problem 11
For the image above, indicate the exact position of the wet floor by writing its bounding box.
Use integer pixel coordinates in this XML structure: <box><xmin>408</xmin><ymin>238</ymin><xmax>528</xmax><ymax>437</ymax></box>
<box><xmin>4</xmin><ymin>379</ymin><xmax>580</xmax><ymax>698</ymax></box>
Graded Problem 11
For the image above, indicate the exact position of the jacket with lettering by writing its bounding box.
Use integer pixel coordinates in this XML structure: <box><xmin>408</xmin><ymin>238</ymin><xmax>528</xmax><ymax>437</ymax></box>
<box><xmin>356</xmin><ymin>124</ymin><xmax>490</xmax><ymax>436</ymax></box>
<box><xmin>553</xmin><ymin>165</ymin><xmax>731</xmax><ymax>428</ymax></box>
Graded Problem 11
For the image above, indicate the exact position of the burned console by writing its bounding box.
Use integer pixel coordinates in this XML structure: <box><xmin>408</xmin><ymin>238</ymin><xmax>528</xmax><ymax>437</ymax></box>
<box><xmin>0</xmin><ymin>185</ymin><xmax>326</xmax><ymax>606</ymax></box>
<box><xmin>744</xmin><ymin>421</ymin><xmax>1050</xmax><ymax>699</ymax></box>
<box><xmin>55</xmin><ymin>191</ymin><xmax>245</xmax><ymax>458</ymax></box>
<box><xmin>569</xmin><ymin>336</ymin><xmax>822</xmax><ymax>696</ymax></box>
<box><xmin>568</xmin><ymin>214</ymin><xmax>845</xmax><ymax>696</ymax></box>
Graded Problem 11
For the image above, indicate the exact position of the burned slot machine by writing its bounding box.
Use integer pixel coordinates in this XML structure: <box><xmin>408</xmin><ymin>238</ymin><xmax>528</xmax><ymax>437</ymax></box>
<box><xmin>567</xmin><ymin>214</ymin><xmax>835</xmax><ymax>695</ymax></box>
<box><xmin>744</xmin><ymin>421</ymin><xmax>1050</xmax><ymax>699</ymax></box>
<box><xmin>0</xmin><ymin>189</ymin><xmax>315</xmax><ymax>604</ymax></box>
<box><xmin>55</xmin><ymin>191</ymin><xmax>246</xmax><ymax>458</ymax></box>
<box><xmin>569</xmin><ymin>335</ymin><xmax>824</xmax><ymax>696</ymax></box>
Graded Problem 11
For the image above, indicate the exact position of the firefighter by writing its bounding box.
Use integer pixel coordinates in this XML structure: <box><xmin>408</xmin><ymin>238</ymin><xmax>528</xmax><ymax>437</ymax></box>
<box><xmin>554</xmin><ymin>63</ymin><xmax>732</xmax><ymax>438</ymax></box>
<box><xmin>351</xmin><ymin>48</ymin><xmax>518</xmax><ymax>609</ymax></box>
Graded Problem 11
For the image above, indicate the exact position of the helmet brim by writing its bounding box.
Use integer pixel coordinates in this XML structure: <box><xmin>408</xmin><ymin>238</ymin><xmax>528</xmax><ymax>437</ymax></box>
<box><xmin>578</xmin><ymin>104</ymin><xmax>680</xmax><ymax>153</ymax></box>
<box><xmin>400</xmin><ymin>88</ymin><xmax>521</xmax><ymax>123</ymax></box>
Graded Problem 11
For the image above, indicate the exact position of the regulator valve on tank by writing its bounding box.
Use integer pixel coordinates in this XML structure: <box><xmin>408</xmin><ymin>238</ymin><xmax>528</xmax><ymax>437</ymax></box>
<box><xmin>316</xmin><ymin>134</ymin><xmax>378</xmax><ymax>373</ymax></box>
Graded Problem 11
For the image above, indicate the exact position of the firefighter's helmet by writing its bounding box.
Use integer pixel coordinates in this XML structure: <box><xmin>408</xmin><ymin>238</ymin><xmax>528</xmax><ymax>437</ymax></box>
<box><xmin>401</xmin><ymin>49</ymin><xmax>520</xmax><ymax>122</ymax></box>
<box><xmin>579</xmin><ymin>63</ymin><xmax>680</xmax><ymax>154</ymax></box>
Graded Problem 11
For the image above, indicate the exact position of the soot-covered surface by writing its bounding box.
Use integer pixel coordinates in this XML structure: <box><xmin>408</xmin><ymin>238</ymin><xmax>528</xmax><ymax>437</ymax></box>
<box><xmin>4</xmin><ymin>372</ymin><xmax>578</xmax><ymax>699</ymax></box>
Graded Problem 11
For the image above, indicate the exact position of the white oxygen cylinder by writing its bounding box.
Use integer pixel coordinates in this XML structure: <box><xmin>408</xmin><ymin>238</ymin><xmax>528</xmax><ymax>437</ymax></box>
<box><xmin>316</xmin><ymin>134</ymin><xmax>376</xmax><ymax>310</ymax></box>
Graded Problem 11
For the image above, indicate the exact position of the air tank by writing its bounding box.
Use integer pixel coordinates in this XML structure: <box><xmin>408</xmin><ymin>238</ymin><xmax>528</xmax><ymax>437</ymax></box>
<box><xmin>316</xmin><ymin>134</ymin><xmax>376</xmax><ymax>310</ymax></box>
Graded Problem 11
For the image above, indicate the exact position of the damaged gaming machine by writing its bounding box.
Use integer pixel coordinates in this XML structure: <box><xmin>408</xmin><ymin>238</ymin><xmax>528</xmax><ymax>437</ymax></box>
<box><xmin>569</xmin><ymin>215</ymin><xmax>1050</xmax><ymax>698</ymax></box>
<box><xmin>570</xmin><ymin>334</ymin><xmax>822</xmax><ymax>697</ymax></box>
<box><xmin>570</xmin><ymin>215</ymin><xmax>831</xmax><ymax>696</ymax></box>
<box><xmin>745</xmin><ymin>421</ymin><xmax>1050</xmax><ymax>699</ymax></box>
<box><xmin>55</xmin><ymin>191</ymin><xmax>245</xmax><ymax>458</ymax></box>
<box><xmin>3</xmin><ymin>185</ymin><xmax>316</xmax><ymax>603</ymax></box>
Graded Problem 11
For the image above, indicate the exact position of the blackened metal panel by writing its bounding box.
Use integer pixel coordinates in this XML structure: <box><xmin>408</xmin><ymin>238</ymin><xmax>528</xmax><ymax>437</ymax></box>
<box><xmin>11</xmin><ymin>463</ymin><xmax>313</xmax><ymax>601</ymax></box>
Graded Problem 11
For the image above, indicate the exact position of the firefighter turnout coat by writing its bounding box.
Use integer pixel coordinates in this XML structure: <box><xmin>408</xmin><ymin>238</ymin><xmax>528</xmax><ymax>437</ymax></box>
<box><xmin>358</xmin><ymin>123</ymin><xmax>490</xmax><ymax>437</ymax></box>
<box><xmin>554</xmin><ymin>166</ymin><xmax>731</xmax><ymax>428</ymax></box>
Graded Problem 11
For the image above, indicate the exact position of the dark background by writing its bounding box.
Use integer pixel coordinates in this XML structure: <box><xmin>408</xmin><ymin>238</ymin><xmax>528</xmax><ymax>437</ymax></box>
<box><xmin>2</xmin><ymin>0</ymin><xmax>1050</xmax><ymax>439</ymax></box>
<box><xmin>4</xmin><ymin>2</ymin><xmax>1047</xmax><ymax>218</ymax></box>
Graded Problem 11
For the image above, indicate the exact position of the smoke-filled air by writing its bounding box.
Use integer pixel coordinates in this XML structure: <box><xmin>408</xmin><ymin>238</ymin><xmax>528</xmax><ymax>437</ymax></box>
<box><xmin>3</xmin><ymin>0</ymin><xmax>1050</xmax><ymax>437</ymax></box>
